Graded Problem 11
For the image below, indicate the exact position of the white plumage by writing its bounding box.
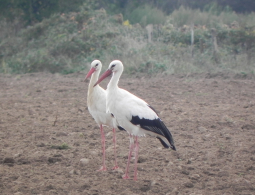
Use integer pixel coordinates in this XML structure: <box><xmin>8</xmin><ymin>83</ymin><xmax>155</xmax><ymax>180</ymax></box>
<box><xmin>109</xmin><ymin>88</ymin><xmax>157</xmax><ymax>136</ymax></box>
<box><xmin>94</xmin><ymin>60</ymin><xmax>176</xmax><ymax>180</ymax></box>
<box><xmin>85</xmin><ymin>60</ymin><xmax>119</xmax><ymax>171</ymax></box>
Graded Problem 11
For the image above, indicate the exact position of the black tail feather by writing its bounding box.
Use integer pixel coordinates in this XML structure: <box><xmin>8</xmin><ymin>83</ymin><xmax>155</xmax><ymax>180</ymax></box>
<box><xmin>158</xmin><ymin>119</ymin><xmax>176</xmax><ymax>150</ymax></box>
<box><xmin>117</xmin><ymin>126</ymin><xmax>126</xmax><ymax>131</ymax></box>
<box><xmin>131</xmin><ymin>115</ymin><xmax>176</xmax><ymax>150</ymax></box>
<box><xmin>157</xmin><ymin>137</ymin><xmax>176</xmax><ymax>150</ymax></box>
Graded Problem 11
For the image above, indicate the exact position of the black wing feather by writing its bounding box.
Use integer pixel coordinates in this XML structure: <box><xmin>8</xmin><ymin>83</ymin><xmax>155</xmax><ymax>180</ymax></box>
<box><xmin>130</xmin><ymin>115</ymin><xmax>176</xmax><ymax>150</ymax></box>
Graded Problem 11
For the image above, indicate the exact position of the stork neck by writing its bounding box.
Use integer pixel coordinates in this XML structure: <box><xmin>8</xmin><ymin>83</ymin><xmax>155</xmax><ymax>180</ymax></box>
<box><xmin>89</xmin><ymin>69</ymin><xmax>100</xmax><ymax>89</ymax></box>
<box><xmin>108</xmin><ymin>70</ymin><xmax>122</xmax><ymax>90</ymax></box>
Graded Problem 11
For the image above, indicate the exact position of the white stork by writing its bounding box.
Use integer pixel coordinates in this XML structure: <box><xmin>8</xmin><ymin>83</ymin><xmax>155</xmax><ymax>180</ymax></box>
<box><xmin>94</xmin><ymin>60</ymin><xmax>176</xmax><ymax>180</ymax></box>
<box><xmin>84</xmin><ymin>60</ymin><xmax>122</xmax><ymax>171</ymax></box>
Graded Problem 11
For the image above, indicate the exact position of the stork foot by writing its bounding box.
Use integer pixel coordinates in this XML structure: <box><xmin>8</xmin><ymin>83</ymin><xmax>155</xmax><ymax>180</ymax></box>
<box><xmin>122</xmin><ymin>174</ymin><xmax>130</xmax><ymax>179</ymax></box>
<box><xmin>112</xmin><ymin>165</ymin><xmax>119</xmax><ymax>170</ymax></box>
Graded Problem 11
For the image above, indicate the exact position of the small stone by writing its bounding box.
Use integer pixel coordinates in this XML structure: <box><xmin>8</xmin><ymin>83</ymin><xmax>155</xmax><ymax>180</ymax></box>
<box><xmin>89</xmin><ymin>150</ymin><xmax>98</xmax><ymax>156</ymax></box>
<box><xmin>14</xmin><ymin>153</ymin><xmax>21</xmax><ymax>158</ymax></box>
<box><xmin>246</xmin><ymin>166</ymin><xmax>254</xmax><ymax>171</ymax></box>
<box><xmin>14</xmin><ymin>192</ymin><xmax>23</xmax><ymax>195</ymax></box>
<box><xmin>80</xmin><ymin>158</ymin><xmax>90</xmax><ymax>166</ymax></box>
<box><xmin>187</xmin><ymin>167</ymin><xmax>195</xmax><ymax>170</ymax></box>
<box><xmin>150</xmin><ymin>180</ymin><xmax>157</xmax><ymax>186</ymax></box>
<box><xmin>48</xmin><ymin>157</ymin><xmax>61</xmax><ymax>163</ymax></box>
<box><xmin>218</xmin><ymin>171</ymin><xmax>229</xmax><ymax>177</ymax></box>
<box><xmin>198</xmin><ymin>126</ymin><xmax>207</xmax><ymax>132</ymax></box>
<box><xmin>37</xmin><ymin>143</ymin><xmax>45</xmax><ymax>147</ymax></box>
<box><xmin>138</xmin><ymin>156</ymin><xmax>147</xmax><ymax>163</ymax></box>
<box><xmin>184</xmin><ymin>182</ymin><xmax>194</xmax><ymax>188</ymax></box>
<box><xmin>167</xmin><ymin>161</ymin><xmax>174</xmax><ymax>166</ymax></box>
<box><xmin>181</xmin><ymin>170</ymin><xmax>190</xmax><ymax>175</ymax></box>
<box><xmin>189</xmin><ymin>174</ymin><xmax>200</xmax><ymax>180</ymax></box>
<box><xmin>113</xmin><ymin>168</ymin><xmax>123</xmax><ymax>174</ymax></box>
<box><xmin>106</xmin><ymin>146</ymin><xmax>114</xmax><ymax>152</ymax></box>
<box><xmin>205</xmin><ymin>133</ymin><xmax>211</xmax><ymax>138</ymax></box>
<box><xmin>140</xmin><ymin>184</ymin><xmax>150</xmax><ymax>192</ymax></box>
<box><xmin>171</xmin><ymin>187</ymin><xmax>179</xmax><ymax>194</ymax></box>
<box><xmin>56</xmin><ymin>132</ymin><xmax>68</xmax><ymax>137</ymax></box>
<box><xmin>69</xmin><ymin>169</ymin><xmax>75</xmax><ymax>175</ymax></box>
<box><xmin>137</xmin><ymin>167</ymin><xmax>144</xmax><ymax>171</ymax></box>
<box><xmin>76</xmin><ymin>170</ymin><xmax>81</xmax><ymax>175</ymax></box>
<box><xmin>69</xmin><ymin>169</ymin><xmax>80</xmax><ymax>175</ymax></box>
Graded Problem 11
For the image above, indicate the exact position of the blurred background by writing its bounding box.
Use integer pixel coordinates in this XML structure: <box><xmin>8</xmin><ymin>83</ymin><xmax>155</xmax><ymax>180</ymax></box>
<box><xmin>0</xmin><ymin>0</ymin><xmax>254</xmax><ymax>75</ymax></box>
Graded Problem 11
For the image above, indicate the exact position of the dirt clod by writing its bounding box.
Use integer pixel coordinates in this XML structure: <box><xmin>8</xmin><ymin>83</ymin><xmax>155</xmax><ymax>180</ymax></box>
<box><xmin>184</xmin><ymin>182</ymin><xmax>194</xmax><ymax>188</ymax></box>
<box><xmin>3</xmin><ymin>157</ymin><xmax>15</xmax><ymax>164</ymax></box>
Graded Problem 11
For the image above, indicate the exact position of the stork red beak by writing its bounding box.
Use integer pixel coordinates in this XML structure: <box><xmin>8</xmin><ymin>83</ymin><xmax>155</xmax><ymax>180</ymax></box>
<box><xmin>93</xmin><ymin>69</ymin><xmax>112</xmax><ymax>87</ymax></box>
<box><xmin>84</xmin><ymin>67</ymin><xmax>96</xmax><ymax>81</ymax></box>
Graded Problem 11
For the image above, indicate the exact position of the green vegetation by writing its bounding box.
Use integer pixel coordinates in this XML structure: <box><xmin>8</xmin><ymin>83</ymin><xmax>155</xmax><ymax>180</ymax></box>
<box><xmin>51</xmin><ymin>143</ymin><xmax>70</xmax><ymax>150</ymax></box>
<box><xmin>0</xmin><ymin>2</ymin><xmax>255</xmax><ymax>75</ymax></box>
<box><xmin>127</xmin><ymin>5</ymin><xmax>166</xmax><ymax>27</ymax></box>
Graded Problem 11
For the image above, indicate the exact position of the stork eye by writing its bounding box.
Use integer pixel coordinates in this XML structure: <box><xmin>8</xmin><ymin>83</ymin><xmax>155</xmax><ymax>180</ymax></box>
<box><xmin>111</xmin><ymin>64</ymin><xmax>116</xmax><ymax>68</ymax></box>
<box><xmin>95</xmin><ymin>63</ymin><xmax>99</xmax><ymax>67</ymax></box>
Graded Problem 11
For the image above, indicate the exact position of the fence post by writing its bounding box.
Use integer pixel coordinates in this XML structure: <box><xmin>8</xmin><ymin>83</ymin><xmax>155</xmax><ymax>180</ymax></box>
<box><xmin>191</xmin><ymin>23</ymin><xmax>194</xmax><ymax>58</ymax></box>
<box><xmin>146</xmin><ymin>24</ymin><xmax>153</xmax><ymax>43</ymax></box>
<box><xmin>211</xmin><ymin>28</ymin><xmax>220</xmax><ymax>64</ymax></box>
<box><xmin>199</xmin><ymin>38</ymin><xmax>204</xmax><ymax>54</ymax></box>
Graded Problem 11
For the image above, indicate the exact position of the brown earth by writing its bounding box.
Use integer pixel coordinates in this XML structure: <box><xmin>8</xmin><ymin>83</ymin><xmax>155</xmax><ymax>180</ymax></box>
<box><xmin>0</xmin><ymin>72</ymin><xmax>255</xmax><ymax>195</ymax></box>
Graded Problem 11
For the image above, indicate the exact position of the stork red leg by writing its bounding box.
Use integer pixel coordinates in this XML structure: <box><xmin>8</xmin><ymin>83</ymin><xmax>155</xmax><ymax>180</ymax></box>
<box><xmin>133</xmin><ymin>136</ymin><xmax>139</xmax><ymax>181</ymax></box>
<box><xmin>123</xmin><ymin>134</ymin><xmax>135</xmax><ymax>179</ymax></box>
<box><xmin>112</xmin><ymin>128</ymin><xmax>119</xmax><ymax>169</ymax></box>
<box><xmin>98</xmin><ymin>124</ymin><xmax>107</xmax><ymax>171</ymax></box>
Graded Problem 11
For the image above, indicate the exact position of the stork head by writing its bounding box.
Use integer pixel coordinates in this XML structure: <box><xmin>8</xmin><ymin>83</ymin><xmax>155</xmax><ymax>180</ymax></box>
<box><xmin>108</xmin><ymin>60</ymin><xmax>124</xmax><ymax>73</ymax></box>
<box><xmin>93</xmin><ymin>60</ymin><xmax>124</xmax><ymax>87</ymax></box>
<box><xmin>84</xmin><ymin>60</ymin><xmax>102</xmax><ymax>81</ymax></box>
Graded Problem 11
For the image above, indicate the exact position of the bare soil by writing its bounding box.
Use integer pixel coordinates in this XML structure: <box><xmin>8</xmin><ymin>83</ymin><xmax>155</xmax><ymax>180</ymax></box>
<box><xmin>0</xmin><ymin>72</ymin><xmax>255</xmax><ymax>195</ymax></box>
